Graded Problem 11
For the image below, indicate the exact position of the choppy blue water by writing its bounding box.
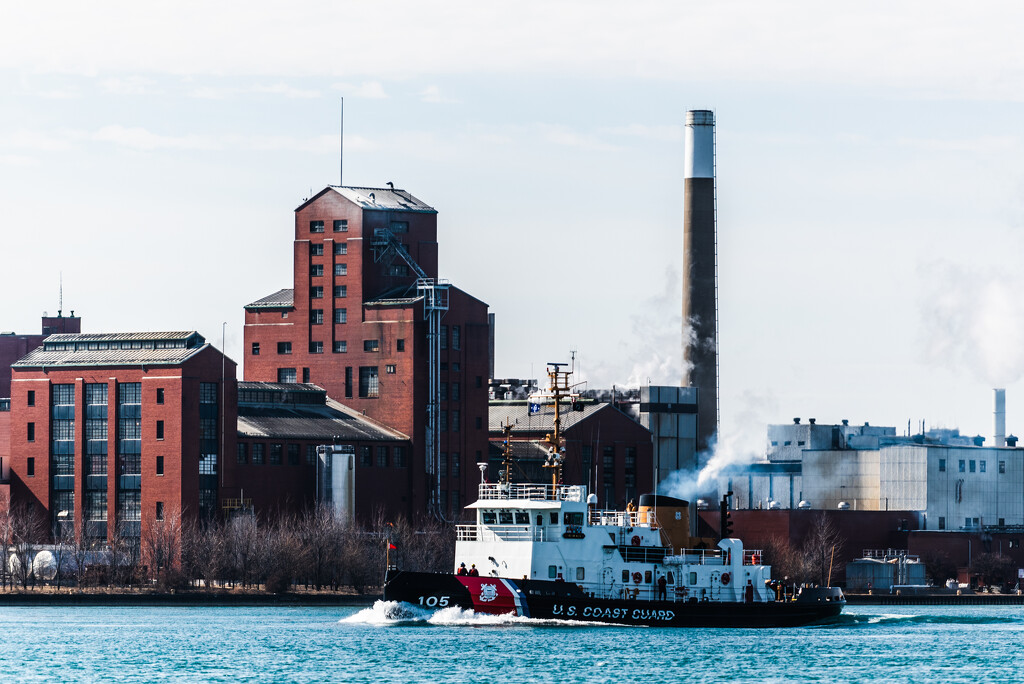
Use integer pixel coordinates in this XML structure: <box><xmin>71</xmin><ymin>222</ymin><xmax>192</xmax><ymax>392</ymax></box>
<box><xmin>0</xmin><ymin>602</ymin><xmax>1021</xmax><ymax>682</ymax></box>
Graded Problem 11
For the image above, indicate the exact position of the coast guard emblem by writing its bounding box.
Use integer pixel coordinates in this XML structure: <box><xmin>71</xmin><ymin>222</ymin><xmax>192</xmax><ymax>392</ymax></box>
<box><xmin>479</xmin><ymin>584</ymin><xmax>498</xmax><ymax>602</ymax></box>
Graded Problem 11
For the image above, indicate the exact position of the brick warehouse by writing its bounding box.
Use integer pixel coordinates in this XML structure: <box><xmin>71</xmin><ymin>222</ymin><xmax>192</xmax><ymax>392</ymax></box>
<box><xmin>243</xmin><ymin>186</ymin><xmax>490</xmax><ymax>519</ymax></box>
<box><xmin>488</xmin><ymin>399</ymin><xmax>655</xmax><ymax>509</ymax></box>
<box><xmin>8</xmin><ymin>331</ymin><xmax>237</xmax><ymax>541</ymax></box>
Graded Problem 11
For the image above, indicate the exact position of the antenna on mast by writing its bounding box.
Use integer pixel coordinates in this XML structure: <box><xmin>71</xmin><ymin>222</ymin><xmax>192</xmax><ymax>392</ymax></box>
<box><xmin>58</xmin><ymin>271</ymin><xmax>63</xmax><ymax>317</ymax></box>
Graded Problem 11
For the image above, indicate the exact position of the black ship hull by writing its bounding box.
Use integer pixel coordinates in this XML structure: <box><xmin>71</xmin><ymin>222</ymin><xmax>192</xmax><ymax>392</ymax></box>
<box><xmin>383</xmin><ymin>570</ymin><xmax>845</xmax><ymax>628</ymax></box>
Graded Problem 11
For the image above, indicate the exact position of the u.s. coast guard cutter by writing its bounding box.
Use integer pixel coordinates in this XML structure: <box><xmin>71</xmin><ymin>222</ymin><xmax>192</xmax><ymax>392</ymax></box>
<box><xmin>384</xmin><ymin>364</ymin><xmax>844</xmax><ymax>627</ymax></box>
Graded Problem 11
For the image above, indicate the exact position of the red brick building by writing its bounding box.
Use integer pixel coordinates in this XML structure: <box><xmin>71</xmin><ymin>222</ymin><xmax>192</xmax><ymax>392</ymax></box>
<box><xmin>233</xmin><ymin>381</ymin><xmax>414</xmax><ymax>520</ymax></box>
<box><xmin>243</xmin><ymin>186</ymin><xmax>490</xmax><ymax>520</ymax></box>
<box><xmin>488</xmin><ymin>399</ymin><xmax>655</xmax><ymax>509</ymax></box>
<box><xmin>8</xmin><ymin>331</ymin><xmax>236</xmax><ymax>541</ymax></box>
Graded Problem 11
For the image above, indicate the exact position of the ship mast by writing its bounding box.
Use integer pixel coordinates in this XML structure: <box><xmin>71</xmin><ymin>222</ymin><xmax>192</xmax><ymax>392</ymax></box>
<box><xmin>540</xmin><ymin>362</ymin><xmax>571</xmax><ymax>493</ymax></box>
<box><xmin>500</xmin><ymin>418</ymin><xmax>515</xmax><ymax>486</ymax></box>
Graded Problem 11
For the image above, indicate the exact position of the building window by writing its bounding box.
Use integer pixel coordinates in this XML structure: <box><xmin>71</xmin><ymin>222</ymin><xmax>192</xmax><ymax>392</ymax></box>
<box><xmin>390</xmin><ymin>221</ymin><xmax>409</xmax><ymax>233</ymax></box>
<box><xmin>359</xmin><ymin>367</ymin><xmax>379</xmax><ymax>398</ymax></box>
<box><xmin>303</xmin><ymin>368</ymin><xmax>310</xmax><ymax>383</ymax></box>
<box><xmin>334</xmin><ymin>341</ymin><xmax>347</xmax><ymax>353</ymax></box>
<box><xmin>980</xmin><ymin>460</ymin><xmax>987</xmax><ymax>473</ymax></box>
<box><xmin>364</xmin><ymin>339</ymin><xmax>379</xmax><ymax>352</ymax></box>
<box><xmin>452</xmin><ymin>383</ymin><xmax>460</xmax><ymax>402</ymax></box>
<box><xmin>959</xmin><ymin>460</ymin><xmax>966</xmax><ymax>473</ymax></box>
<box><xmin>27</xmin><ymin>390</ymin><xmax>34</xmax><ymax>407</ymax></box>
<box><xmin>277</xmin><ymin>341</ymin><xmax>292</xmax><ymax>355</ymax></box>
<box><xmin>393</xmin><ymin>446</ymin><xmax>405</xmax><ymax>467</ymax></box>
<box><xmin>334</xmin><ymin>308</ymin><xmax>347</xmax><ymax>324</ymax></box>
<box><xmin>253</xmin><ymin>443</ymin><xmax>265</xmax><ymax>465</ymax></box>
<box><xmin>252</xmin><ymin>342</ymin><xmax>260</xmax><ymax>355</ymax></box>
<box><xmin>309</xmin><ymin>341</ymin><xmax>323</xmax><ymax>354</ymax></box>
<box><xmin>440</xmin><ymin>452</ymin><xmax>448</xmax><ymax>477</ymax></box>
<box><xmin>377</xmin><ymin>447</ymin><xmax>388</xmax><ymax>467</ymax></box>
<box><xmin>452</xmin><ymin>362</ymin><xmax>460</xmax><ymax>372</ymax></box>
<box><xmin>440</xmin><ymin>383</ymin><xmax>448</xmax><ymax>401</ymax></box>
<box><xmin>1000</xmin><ymin>460</ymin><xmax>1006</xmax><ymax>474</ymax></box>
<box><xmin>287</xmin><ymin>443</ymin><xmax>300</xmax><ymax>465</ymax></box>
<box><xmin>306</xmin><ymin>445</ymin><xmax>316</xmax><ymax>465</ymax></box>
<box><xmin>476</xmin><ymin>376</ymin><xmax>482</xmax><ymax>388</ymax></box>
<box><xmin>452</xmin><ymin>325</ymin><xmax>461</xmax><ymax>350</ymax></box>
<box><xmin>938</xmin><ymin>458</ymin><xmax>945</xmax><ymax>472</ymax></box>
<box><xmin>388</xmin><ymin>264</ymin><xmax>409</xmax><ymax>277</ymax></box>
<box><xmin>156</xmin><ymin>420</ymin><xmax>164</xmax><ymax>440</ymax></box>
<box><xmin>156</xmin><ymin>455</ymin><xmax>164</xmax><ymax>475</ymax></box>
<box><xmin>969</xmin><ymin>460</ymin><xmax>976</xmax><ymax>473</ymax></box>
<box><xmin>452</xmin><ymin>410</ymin><xmax>460</xmax><ymax>432</ymax></box>
<box><xmin>156</xmin><ymin>502</ymin><xmax>164</xmax><ymax>521</ymax></box>
<box><xmin>27</xmin><ymin>422</ymin><xmax>34</xmax><ymax>442</ymax></box>
<box><xmin>451</xmin><ymin>491</ymin><xmax>460</xmax><ymax>514</ymax></box>
<box><xmin>237</xmin><ymin>442</ymin><xmax>248</xmax><ymax>464</ymax></box>
<box><xmin>310</xmin><ymin>220</ymin><xmax>324</xmax><ymax>233</ymax></box>
<box><xmin>27</xmin><ymin>457</ymin><xmax>34</xmax><ymax>477</ymax></box>
<box><xmin>439</xmin><ymin>410</ymin><xmax>448</xmax><ymax>432</ymax></box>
<box><xmin>938</xmin><ymin>516</ymin><xmax>945</xmax><ymax>530</ymax></box>
<box><xmin>333</xmin><ymin>219</ymin><xmax>348</xmax><ymax>232</ymax></box>
<box><xmin>345</xmin><ymin>367</ymin><xmax>353</xmax><ymax>398</ymax></box>
<box><xmin>310</xmin><ymin>243</ymin><xmax>324</xmax><ymax>256</ymax></box>
<box><xmin>311</xmin><ymin>285</ymin><xmax>323</xmax><ymax>298</ymax></box>
<box><xmin>476</xmin><ymin>416</ymin><xmax>482</xmax><ymax>429</ymax></box>
<box><xmin>386</xmin><ymin>364</ymin><xmax>396</xmax><ymax>374</ymax></box>
<box><xmin>440</xmin><ymin>325</ymin><xmax>448</xmax><ymax>349</ymax></box>
<box><xmin>278</xmin><ymin>368</ymin><xmax>296</xmax><ymax>383</ymax></box>
<box><xmin>156</xmin><ymin>388</ymin><xmax>164</xmax><ymax>404</ymax></box>
<box><xmin>360</xmin><ymin>446</ymin><xmax>371</xmax><ymax>467</ymax></box>
<box><xmin>397</xmin><ymin>339</ymin><xmax>405</xmax><ymax>352</ymax></box>
<box><xmin>334</xmin><ymin>285</ymin><xmax>347</xmax><ymax>298</ymax></box>
<box><xmin>334</xmin><ymin>242</ymin><xmax>347</xmax><ymax>255</ymax></box>
<box><xmin>335</xmin><ymin>264</ymin><xmax>347</xmax><ymax>276</ymax></box>
<box><xmin>311</xmin><ymin>310</ymin><xmax>324</xmax><ymax>325</ymax></box>
<box><xmin>270</xmin><ymin>444</ymin><xmax>282</xmax><ymax>466</ymax></box>
<box><xmin>452</xmin><ymin>452</ymin><xmax>460</xmax><ymax>476</ymax></box>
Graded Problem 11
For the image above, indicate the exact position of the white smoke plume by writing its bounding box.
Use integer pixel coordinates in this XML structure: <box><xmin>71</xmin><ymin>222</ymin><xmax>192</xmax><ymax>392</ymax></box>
<box><xmin>584</xmin><ymin>265</ymin><xmax>686</xmax><ymax>388</ymax></box>
<box><xmin>921</xmin><ymin>262</ymin><xmax>1024</xmax><ymax>386</ymax></box>
<box><xmin>659</xmin><ymin>390</ymin><xmax>776</xmax><ymax>503</ymax></box>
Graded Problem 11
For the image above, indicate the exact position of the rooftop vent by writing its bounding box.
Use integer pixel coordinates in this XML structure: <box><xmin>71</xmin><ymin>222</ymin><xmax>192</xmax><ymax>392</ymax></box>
<box><xmin>793</xmin><ymin>417</ymin><xmax>801</xmax><ymax>424</ymax></box>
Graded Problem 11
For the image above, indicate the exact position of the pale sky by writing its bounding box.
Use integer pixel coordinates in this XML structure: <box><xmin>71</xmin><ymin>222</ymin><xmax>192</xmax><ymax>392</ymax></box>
<box><xmin>3</xmin><ymin>2</ymin><xmax>1024</xmax><ymax>445</ymax></box>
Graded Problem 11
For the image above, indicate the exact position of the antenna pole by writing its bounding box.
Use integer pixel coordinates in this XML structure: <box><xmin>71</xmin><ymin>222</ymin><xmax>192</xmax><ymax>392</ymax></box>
<box><xmin>344</xmin><ymin>96</ymin><xmax>348</xmax><ymax>187</ymax></box>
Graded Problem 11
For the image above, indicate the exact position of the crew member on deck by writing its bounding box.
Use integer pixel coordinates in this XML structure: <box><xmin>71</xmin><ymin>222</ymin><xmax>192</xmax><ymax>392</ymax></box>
<box><xmin>457</xmin><ymin>563</ymin><xmax>468</xmax><ymax>576</ymax></box>
<box><xmin>658</xmin><ymin>575</ymin><xmax>667</xmax><ymax>600</ymax></box>
<box><xmin>468</xmin><ymin>564</ymin><xmax>480</xmax><ymax>577</ymax></box>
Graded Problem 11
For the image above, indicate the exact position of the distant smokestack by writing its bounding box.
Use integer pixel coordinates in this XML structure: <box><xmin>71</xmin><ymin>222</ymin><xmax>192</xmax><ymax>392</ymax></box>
<box><xmin>994</xmin><ymin>388</ymin><xmax>1006</xmax><ymax>447</ymax></box>
<box><xmin>683</xmin><ymin>109</ymin><xmax>717</xmax><ymax>453</ymax></box>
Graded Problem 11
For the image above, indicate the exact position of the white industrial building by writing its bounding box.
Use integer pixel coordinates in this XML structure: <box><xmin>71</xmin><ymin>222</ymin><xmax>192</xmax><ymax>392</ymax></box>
<box><xmin>731</xmin><ymin>409</ymin><xmax>1024</xmax><ymax>531</ymax></box>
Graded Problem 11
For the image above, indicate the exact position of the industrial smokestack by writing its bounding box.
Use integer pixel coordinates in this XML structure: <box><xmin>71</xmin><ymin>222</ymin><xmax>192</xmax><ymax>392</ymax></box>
<box><xmin>683</xmin><ymin>109</ymin><xmax>717</xmax><ymax>453</ymax></box>
<box><xmin>994</xmin><ymin>388</ymin><xmax>1006</xmax><ymax>447</ymax></box>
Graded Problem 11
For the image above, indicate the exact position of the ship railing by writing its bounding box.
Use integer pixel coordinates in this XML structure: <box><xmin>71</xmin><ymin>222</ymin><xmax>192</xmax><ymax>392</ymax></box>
<box><xmin>742</xmin><ymin>549</ymin><xmax>766</xmax><ymax>565</ymax></box>
<box><xmin>477</xmin><ymin>483</ymin><xmax>586</xmax><ymax>502</ymax></box>
<box><xmin>664</xmin><ymin>549</ymin><xmax>727</xmax><ymax>565</ymax></box>
<box><xmin>456</xmin><ymin>524</ymin><xmax>538</xmax><ymax>542</ymax></box>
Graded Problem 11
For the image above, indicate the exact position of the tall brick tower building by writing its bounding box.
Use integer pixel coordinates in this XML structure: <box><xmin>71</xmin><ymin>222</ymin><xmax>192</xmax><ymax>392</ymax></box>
<box><xmin>243</xmin><ymin>186</ymin><xmax>490</xmax><ymax>520</ymax></box>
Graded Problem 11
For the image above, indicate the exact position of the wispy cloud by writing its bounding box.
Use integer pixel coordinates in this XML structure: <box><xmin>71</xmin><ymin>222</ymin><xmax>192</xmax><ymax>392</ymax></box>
<box><xmin>599</xmin><ymin>124</ymin><xmax>682</xmax><ymax>142</ymax></box>
<box><xmin>897</xmin><ymin>136</ymin><xmax>1018</xmax><ymax>154</ymax></box>
<box><xmin>538</xmin><ymin>124</ymin><xmax>619</xmax><ymax>152</ymax></box>
<box><xmin>189</xmin><ymin>82</ymin><xmax>321</xmax><ymax>99</ymax></box>
<box><xmin>420</xmin><ymin>85</ymin><xmax>457</xmax><ymax>104</ymax></box>
<box><xmin>100</xmin><ymin>76</ymin><xmax>159</xmax><ymax>95</ymax></box>
<box><xmin>330</xmin><ymin>81</ymin><xmax>388</xmax><ymax>99</ymax></box>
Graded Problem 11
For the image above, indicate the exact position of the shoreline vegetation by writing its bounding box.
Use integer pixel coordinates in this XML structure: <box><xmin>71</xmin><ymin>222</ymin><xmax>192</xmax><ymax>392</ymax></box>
<box><xmin>0</xmin><ymin>504</ymin><xmax>454</xmax><ymax>602</ymax></box>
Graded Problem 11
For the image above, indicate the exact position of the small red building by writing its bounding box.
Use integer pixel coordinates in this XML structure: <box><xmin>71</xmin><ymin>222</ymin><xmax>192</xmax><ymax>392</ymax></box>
<box><xmin>488</xmin><ymin>399</ymin><xmax>655</xmax><ymax>509</ymax></box>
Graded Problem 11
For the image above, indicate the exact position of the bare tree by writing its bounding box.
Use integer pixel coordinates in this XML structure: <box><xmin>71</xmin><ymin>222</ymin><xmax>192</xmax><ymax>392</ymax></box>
<box><xmin>0</xmin><ymin>499</ymin><xmax>15</xmax><ymax>590</ymax></box>
<box><xmin>142</xmin><ymin>510</ymin><xmax>183</xmax><ymax>591</ymax></box>
<box><xmin>802</xmin><ymin>513</ymin><xmax>845</xmax><ymax>586</ymax></box>
<box><xmin>108</xmin><ymin>523</ymin><xmax>142</xmax><ymax>588</ymax></box>
<box><xmin>760</xmin><ymin>535</ymin><xmax>806</xmax><ymax>584</ymax></box>
<box><xmin>10</xmin><ymin>501</ymin><xmax>44</xmax><ymax>589</ymax></box>
<box><xmin>223</xmin><ymin>514</ymin><xmax>260</xmax><ymax>589</ymax></box>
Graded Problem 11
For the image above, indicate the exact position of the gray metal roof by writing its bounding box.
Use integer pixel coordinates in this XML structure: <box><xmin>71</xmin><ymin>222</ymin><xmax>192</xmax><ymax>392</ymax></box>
<box><xmin>488</xmin><ymin>400</ymin><xmax>612</xmax><ymax>435</ymax></box>
<box><xmin>12</xmin><ymin>331</ymin><xmax>210</xmax><ymax>369</ymax></box>
<box><xmin>44</xmin><ymin>331</ymin><xmax>199</xmax><ymax>343</ymax></box>
<box><xmin>328</xmin><ymin>186</ymin><xmax>436</xmax><ymax>214</ymax></box>
<box><xmin>237</xmin><ymin>397</ymin><xmax>407</xmax><ymax>442</ymax></box>
<box><xmin>245</xmin><ymin>288</ymin><xmax>294</xmax><ymax>309</ymax></box>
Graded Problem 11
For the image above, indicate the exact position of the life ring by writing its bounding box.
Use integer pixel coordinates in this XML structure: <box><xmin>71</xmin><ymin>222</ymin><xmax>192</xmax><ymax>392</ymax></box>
<box><xmin>631</xmin><ymin>535</ymin><xmax>641</xmax><ymax>546</ymax></box>
<box><xmin>632</xmin><ymin>572</ymin><xmax>642</xmax><ymax>584</ymax></box>
<box><xmin>721</xmin><ymin>572</ymin><xmax>731</xmax><ymax>586</ymax></box>
<box><xmin>752</xmin><ymin>554</ymin><xmax>761</xmax><ymax>565</ymax></box>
